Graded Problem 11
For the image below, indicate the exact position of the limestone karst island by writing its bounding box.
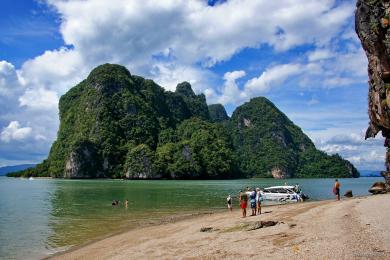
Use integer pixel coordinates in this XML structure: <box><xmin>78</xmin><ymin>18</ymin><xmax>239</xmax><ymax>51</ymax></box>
<box><xmin>9</xmin><ymin>64</ymin><xmax>359</xmax><ymax>180</ymax></box>
<box><xmin>1</xmin><ymin>1</ymin><xmax>390</xmax><ymax>259</ymax></box>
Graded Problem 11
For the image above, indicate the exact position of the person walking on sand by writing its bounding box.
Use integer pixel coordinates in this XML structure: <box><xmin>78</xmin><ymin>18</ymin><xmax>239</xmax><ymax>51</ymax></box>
<box><xmin>227</xmin><ymin>194</ymin><xmax>232</xmax><ymax>212</ymax></box>
<box><xmin>333</xmin><ymin>179</ymin><xmax>341</xmax><ymax>201</ymax></box>
<box><xmin>239</xmin><ymin>190</ymin><xmax>248</xmax><ymax>218</ymax></box>
<box><xmin>256</xmin><ymin>187</ymin><xmax>262</xmax><ymax>215</ymax></box>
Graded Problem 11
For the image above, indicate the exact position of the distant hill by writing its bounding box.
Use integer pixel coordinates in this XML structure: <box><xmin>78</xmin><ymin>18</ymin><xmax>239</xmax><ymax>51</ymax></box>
<box><xmin>0</xmin><ymin>164</ymin><xmax>36</xmax><ymax>176</ymax></box>
<box><xmin>359</xmin><ymin>170</ymin><xmax>382</xmax><ymax>177</ymax></box>
<box><xmin>9</xmin><ymin>64</ymin><xmax>359</xmax><ymax>179</ymax></box>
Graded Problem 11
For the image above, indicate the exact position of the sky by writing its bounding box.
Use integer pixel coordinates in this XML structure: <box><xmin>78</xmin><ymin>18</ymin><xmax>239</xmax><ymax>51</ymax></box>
<box><xmin>0</xmin><ymin>0</ymin><xmax>385</xmax><ymax>171</ymax></box>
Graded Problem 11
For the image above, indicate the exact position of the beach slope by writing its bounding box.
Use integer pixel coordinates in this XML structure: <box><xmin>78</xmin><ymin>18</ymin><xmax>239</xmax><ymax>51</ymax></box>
<box><xmin>50</xmin><ymin>194</ymin><xmax>390</xmax><ymax>259</ymax></box>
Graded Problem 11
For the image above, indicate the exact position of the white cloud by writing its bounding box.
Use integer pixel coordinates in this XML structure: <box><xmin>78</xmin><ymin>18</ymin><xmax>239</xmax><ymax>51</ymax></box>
<box><xmin>308</xmin><ymin>49</ymin><xmax>335</xmax><ymax>62</ymax></box>
<box><xmin>46</xmin><ymin>0</ymin><xmax>352</xmax><ymax>67</ymax></box>
<box><xmin>0</xmin><ymin>59</ymin><xmax>59</xmax><ymax>164</ymax></box>
<box><xmin>321</xmin><ymin>144</ymin><xmax>357</xmax><ymax>153</ymax></box>
<box><xmin>19</xmin><ymin>88</ymin><xmax>59</xmax><ymax>110</ymax></box>
<box><xmin>20</xmin><ymin>47</ymin><xmax>85</xmax><ymax>94</ymax></box>
<box><xmin>150</xmin><ymin>62</ymin><xmax>215</xmax><ymax>93</ymax></box>
<box><xmin>313</xmin><ymin>131</ymin><xmax>386</xmax><ymax>170</ymax></box>
<box><xmin>215</xmin><ymin>70</ymin><xmax>248</xmax><ymax>105</ymax></box>
<box><xmin>245</xmin><ymin>63</ymin><xmax>302</xmax><ymax>94</ymax></box>
<box><xmin>0</xmin><ymin>121</ymin><xmax>32</xmax><ymax>142</ymax></box>
<box><xmin>0</xmin><ymin>61</ymin><xmax>23</xmax><ymax>97</ymax></box>
<box><xmin>346</xmin><ymin>150</ymin><xmax>385</xmax><ymax>169</ymax></box>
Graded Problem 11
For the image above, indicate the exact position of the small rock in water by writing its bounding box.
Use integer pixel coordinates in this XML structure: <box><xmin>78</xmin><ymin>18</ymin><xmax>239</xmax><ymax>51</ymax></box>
<box><xmin>344</xmin><ymin>190</ymin><xmax>353</xmax><ymax>198</ymax></box>
<box><xmin>200</xmin><ymin>227</ymin><xmax>213</xmax><ymax>232</ymax></box>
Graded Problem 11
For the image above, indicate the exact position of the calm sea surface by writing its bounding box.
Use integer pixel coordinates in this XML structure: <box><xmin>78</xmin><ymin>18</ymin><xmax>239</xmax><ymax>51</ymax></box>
<box><xmin>0</xmin><ymin>176</ymin><xmax>383</xmax><ymax>259</ymax></box>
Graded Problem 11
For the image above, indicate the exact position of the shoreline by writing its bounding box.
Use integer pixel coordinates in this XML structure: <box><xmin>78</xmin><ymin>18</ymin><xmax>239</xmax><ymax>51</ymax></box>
<box><xmin>49</xmin><ymin>194</ymin><xmax>390</xmax><ymax>259</ymax></box>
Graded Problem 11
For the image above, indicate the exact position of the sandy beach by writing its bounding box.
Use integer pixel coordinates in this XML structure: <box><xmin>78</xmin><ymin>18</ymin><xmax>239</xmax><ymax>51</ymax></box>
<box><xmin>50</xmin><ymin>194</ymin><xmax>390</xmax><ymax>259</ymax></box>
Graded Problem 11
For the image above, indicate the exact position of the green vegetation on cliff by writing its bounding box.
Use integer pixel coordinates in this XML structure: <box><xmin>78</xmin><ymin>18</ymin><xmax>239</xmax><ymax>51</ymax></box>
<box><xmin>208</xmin><ymin>104</ymin><xmax>229</xmax><ymax>122</ymax></box>
<box><xmin>9</xmin><ymin>64</ymin><xmax>359</xmax><ymax>179</ymax></box>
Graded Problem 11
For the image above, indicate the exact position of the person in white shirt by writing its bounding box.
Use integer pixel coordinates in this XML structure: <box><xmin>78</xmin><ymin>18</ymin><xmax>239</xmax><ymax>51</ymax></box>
<box><xmin>226</xmin><ymin>195</ymin><xmax>232</xmax><ymax>212</ymax></box>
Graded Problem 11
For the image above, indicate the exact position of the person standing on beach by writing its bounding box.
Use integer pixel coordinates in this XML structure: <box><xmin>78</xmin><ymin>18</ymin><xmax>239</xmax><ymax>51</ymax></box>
<box><xmin>239</xmin><ymin>190</ymin><xmax>248</xmax><ymax>218</ymax></box>
<box><xmin>227</xmin><ymin>195</ymin><xmax>232</xmax><ymax>212</ymax></box>
<box><xmin>249</xmin><ymin>188</ymin><xmax>257</xmax><ymax>216</ymax></box>
<box><xmin>125</xmin><ymin>199</ymin><xmax>128</xmax><ymax>209</ymax></box>
<box><xmin>256</xmin><ymin>188</ymin><xmax>262</xmax><ymax>215</ymax></box>
<box><xmin>334</xmin><ymin>179</ymin><xmax>341</xmax><ymax>201</ymax></box>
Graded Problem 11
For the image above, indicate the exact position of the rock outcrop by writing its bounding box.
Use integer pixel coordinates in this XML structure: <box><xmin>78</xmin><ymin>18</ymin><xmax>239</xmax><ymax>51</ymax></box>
<box><xmin>344</xmin><ymin>190</ymin><xmax>353</xmax><ymax>198</ymax></box>
<box><xmin>368</xmin><ymin>181</ymin><xmax>387</xmax><ymax>194</ymax></box>
<box><xmin>64</xmin><ymin>140</ymin><xmax>103</xmax><ymax>178</ymax></box>
<box><xmin>356</xmin><ymin>0</ymin><xmax>390</xmax><ymax>188</ymax></box>
<box><xmin>271</xmin><ymin>167</ymin><xmax>291</xmax><ymax>179</ymax></box>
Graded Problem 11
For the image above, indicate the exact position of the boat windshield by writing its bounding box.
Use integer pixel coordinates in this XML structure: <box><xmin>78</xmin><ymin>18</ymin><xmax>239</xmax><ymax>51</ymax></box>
<box><xmin>263</xmin><ymin>188</ymin><xmax>296</xmax><ymax>194</ymax></box>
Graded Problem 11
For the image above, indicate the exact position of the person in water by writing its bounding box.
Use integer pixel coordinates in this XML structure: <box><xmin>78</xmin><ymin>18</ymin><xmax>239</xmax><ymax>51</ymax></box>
<box><xmin>249</xmin><ymin>188</ymin><xmax>257</xmax><ymax>216</ymax></box>
<box><xmin>125</xmin><ymin>199</ymin><xmax>128</xmax><ymax>208</ymax></box>
<box><xmin>227</xmin><ymin>195</ymin><xmax>232</xmax><ymax>212</ymax></box>
<box><xmin>256</xmin><ymin>187</ymin><xmax>262</xmax><ymax>215</ymax></box>
<box><xmin>112</xmin><ymin>200</ymin><xmax>119</xmax><ymax>206</ymax></box>
<box><xmin>239</xmin><ymin>190</ymin><xmax>248</xmax><ymax>218</ymax></box>
<box><xmin>334</xmin><ymin>179</ymin><xmax>341</xmax><ymax>201</ymax></box>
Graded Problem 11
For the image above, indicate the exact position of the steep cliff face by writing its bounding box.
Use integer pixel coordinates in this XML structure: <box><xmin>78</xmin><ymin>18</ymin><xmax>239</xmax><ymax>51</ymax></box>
<box><xmin>356</xmin><ymin>0</ymin><xmax>390</xmax><ymax>186</ymax></box>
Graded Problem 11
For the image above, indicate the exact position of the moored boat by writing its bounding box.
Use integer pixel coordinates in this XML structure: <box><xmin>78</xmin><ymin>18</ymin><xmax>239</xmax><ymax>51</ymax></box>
<box><xmin>260</xmin><ymin>185</ymin><xmax>307</xmax><ymax>203</ymax></box>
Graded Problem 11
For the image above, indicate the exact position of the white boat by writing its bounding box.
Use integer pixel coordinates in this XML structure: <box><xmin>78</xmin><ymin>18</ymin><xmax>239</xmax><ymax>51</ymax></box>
<box><xmin>28</xmin><ymin>176</ymin><xmax>34</xmax><ymax>180</ymax></box>
<box><xmin>260</xmin><ymin>185</ymin><xmax>304</xmax><ymax>203</ymax></box>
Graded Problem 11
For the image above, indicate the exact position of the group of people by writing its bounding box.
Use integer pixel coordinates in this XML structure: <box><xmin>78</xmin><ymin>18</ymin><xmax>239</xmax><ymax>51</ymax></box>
<box><xmin>226</xmin><ymin>180</ymin><xmax>341</xmax><ymax>217</ymax></box>
<box><xmin>226</xmin><ymin>187</ymin><xmax>262</xmax><ymax>218</ymax></box>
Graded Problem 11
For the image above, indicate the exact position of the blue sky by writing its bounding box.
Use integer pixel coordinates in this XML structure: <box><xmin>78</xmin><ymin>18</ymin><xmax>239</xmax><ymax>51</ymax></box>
<box><xmin>0</xmin><ymin>0</ymin><xmax>385</xmax><ymax>171</ymax></box>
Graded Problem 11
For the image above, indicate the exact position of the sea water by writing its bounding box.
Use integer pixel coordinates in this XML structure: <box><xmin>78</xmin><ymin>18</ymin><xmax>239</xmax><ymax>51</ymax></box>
<box><xmin>0</xmin><ymin>176</ymin><xmax>383</xmax><ymax>259</ymax></box>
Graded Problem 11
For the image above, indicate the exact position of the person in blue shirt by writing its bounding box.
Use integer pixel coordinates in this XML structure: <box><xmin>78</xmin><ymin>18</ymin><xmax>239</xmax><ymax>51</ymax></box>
<box><xmin>249</xmin><ymin>188</ymin><xmax>257</xmax><ymax>216</ymax></box>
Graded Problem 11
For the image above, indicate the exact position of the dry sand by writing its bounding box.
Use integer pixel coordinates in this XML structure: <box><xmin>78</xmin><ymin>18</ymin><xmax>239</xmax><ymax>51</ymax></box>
<box><xmin>50</xmin><ymin>194</ymin><xmax>390</xmax><ymax>259</ymax></box>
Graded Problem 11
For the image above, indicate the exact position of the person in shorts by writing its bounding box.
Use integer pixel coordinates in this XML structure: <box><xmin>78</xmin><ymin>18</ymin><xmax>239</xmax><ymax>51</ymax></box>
<box><xmin>333</xmin><ymin>179</ymin><xmax>341</xmax><ymax>201</ymax></box>
<box><xmin>249</xmin><ymin>188</ymin><xmax>257</xmax><ymax>216</ymax></box>
<box><xmin>256</xmin><ymin>187</ymin><xmax>262</xmax><ymax>215</ymax></box>
<box><xmin>239</xmin><ymin>190</ymin><xmax>248</xmax><ymax>218</ymax></box>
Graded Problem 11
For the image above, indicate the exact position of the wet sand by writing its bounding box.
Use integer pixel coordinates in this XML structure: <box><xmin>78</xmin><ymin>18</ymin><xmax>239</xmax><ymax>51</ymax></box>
<box><xmin>50</xmin><ymin>194</ymin><xmax>390</xmax><ymax>259</ymax></box>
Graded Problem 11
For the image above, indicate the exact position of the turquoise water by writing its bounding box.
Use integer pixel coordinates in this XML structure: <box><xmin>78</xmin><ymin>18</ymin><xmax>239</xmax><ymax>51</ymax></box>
<box><xmin>0</xmin><ymin>176</ymin><xmax>382</xmax><ymax>259</ymax></box>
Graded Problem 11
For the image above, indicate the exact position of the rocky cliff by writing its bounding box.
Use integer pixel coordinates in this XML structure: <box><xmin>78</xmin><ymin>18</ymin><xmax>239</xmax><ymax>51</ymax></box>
<box><xmin>10</xmin><ymin>64</ymin><xmax>359</xmax><ymax>179</ymax></box>
<box><xmin>356</xmin><ymin>0</ymin><xmax>390</xmax><ymax>187</ymax></box>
